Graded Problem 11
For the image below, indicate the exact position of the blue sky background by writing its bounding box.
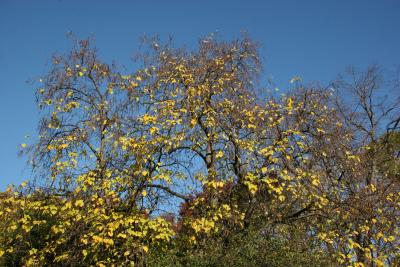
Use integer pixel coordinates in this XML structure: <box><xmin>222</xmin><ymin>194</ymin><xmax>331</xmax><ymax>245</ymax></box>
<box><xmin>0</xmin><ymin>0</ymin><xmax>399</xmax><ymax>189</ymax></box>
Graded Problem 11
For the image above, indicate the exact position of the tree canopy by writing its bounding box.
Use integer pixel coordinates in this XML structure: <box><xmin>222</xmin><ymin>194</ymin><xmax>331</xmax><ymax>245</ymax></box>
<box><xmin>1</xmin><ymin>35</ymin><xmax>399</xmax><ymax>267</ymax></box>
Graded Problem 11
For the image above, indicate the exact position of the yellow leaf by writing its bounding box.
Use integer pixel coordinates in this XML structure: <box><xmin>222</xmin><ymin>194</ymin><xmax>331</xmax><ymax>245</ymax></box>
<box><xmin>370</xmin><ymin>184</ymin><xmax>376</xmax><ymax>192</ymax></box>
<box><xmin>118</xmin><ymin>233</ymin><xmax>127</xmax><ymax>239</ymax></box>
<box><xmin>130</xmin><ymin>81</ymin><xmax>139</xmax><ymax>87</ymax></box>
<box><xmin>261</xmin><ymin>167</ymin><xmax>268</xmax><ymax>174</ymax></box>
<box><xmin>190</xmin><ymin>118</ymin><xmax>197</xmax><ymax>127</ymax></box>
<box><xmin>29</xmin><ymin>248</ymin><xmax>38</xmax><ymax>256</ymax></box>
<box><xmin>142</xmin><ymin>245</ymin><xmax>149</xmax><ymax>253</ymax></box>
<box><xmin>376</xmin><ymin>232</ymin><xmax>384</xmax><ymax>239</ymax></box>
<box><xmin>311</xmin><ymin>178</ymin><xmax>320</xmax><ymax>186</ymax></box>
<box><xmin>75</xmin><ymin>199</ymin><xmax>84</xmax><ymax>208</ymax></box>
<box><xmin>215</xmin><ymin>151</ymin><xmax>224</xmax><ymax>159</ymax></box>
<box><xmin>149</xmin><ymin>126</ymin><xmax>158</xmax><ymax>135</ymax></box>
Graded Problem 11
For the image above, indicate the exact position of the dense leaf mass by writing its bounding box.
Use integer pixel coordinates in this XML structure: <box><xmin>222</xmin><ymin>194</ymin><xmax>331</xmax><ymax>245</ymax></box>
<box><xmin>1</xmin><ymin>35</ymin><xmax>399</xmax><ymax>266</ymax></box>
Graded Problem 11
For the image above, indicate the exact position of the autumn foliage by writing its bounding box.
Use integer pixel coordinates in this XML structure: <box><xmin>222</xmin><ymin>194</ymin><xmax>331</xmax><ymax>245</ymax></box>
<box><xmin>0</xmin><ymin>35</ymin><xmax>399</xmax><ymax>266</ymax></box>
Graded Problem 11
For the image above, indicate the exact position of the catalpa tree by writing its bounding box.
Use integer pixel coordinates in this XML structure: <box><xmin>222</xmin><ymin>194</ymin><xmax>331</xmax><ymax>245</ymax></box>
<box><xmin>0</xmin><ymin>35</ymin><xmax>399</xmax><ymax>267</ymax></box>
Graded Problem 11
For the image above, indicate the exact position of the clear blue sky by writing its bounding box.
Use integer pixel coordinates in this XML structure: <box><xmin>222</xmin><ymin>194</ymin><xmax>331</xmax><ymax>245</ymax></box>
<box><xmin>0</xmin><ymin>0</ymin><xmax>399</xmax><ymax>189</ymax></box>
